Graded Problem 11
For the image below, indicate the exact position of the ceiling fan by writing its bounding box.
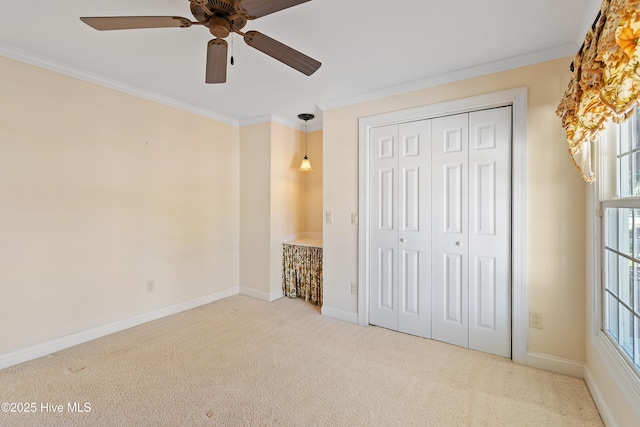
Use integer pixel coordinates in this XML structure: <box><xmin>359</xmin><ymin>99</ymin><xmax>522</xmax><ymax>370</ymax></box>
<box><xmin>80</xmin><ymin>0</ymin><xmax>321</xmax><ymax>83</ymax></box>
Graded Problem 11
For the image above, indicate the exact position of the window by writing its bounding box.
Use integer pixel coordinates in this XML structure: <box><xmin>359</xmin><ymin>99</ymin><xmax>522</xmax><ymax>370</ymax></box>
<box><xmin>602</xmin><ymin>107</ymin><xmax>640</xmax><ymax>376</ymax></box>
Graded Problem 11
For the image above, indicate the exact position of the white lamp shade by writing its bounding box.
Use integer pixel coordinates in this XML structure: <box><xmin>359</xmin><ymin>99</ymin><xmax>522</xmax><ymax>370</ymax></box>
<box><xmin>299</xmin><ymin>156</ymin><xmax>313</xmax><ymax>172</ymax></box>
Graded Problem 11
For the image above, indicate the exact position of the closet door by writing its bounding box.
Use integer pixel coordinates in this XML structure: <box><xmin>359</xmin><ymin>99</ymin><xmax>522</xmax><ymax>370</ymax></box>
<box><xmin>431</xmin><ymin>113</ymin><xmax>470</xmax><ymax>348</ymax></box>
<box><xmin>468</xmin><ymin>107</ymin><xmax>512</xmax><ymax>358</ymax></box>
<box><xmin>369</xmin><ymin>121</ymin><xmax>432</xmax><ymax>337</ymax></box>
<box><xmin>397</xmin><ymin>120</ymin><xmax>432</xmax><ymax>337</ymax></box>
<box><xmin>431</xmin><ymin>107</ymin><xmax>512</xmax><ymax>355</ymax></box>
<box><xmin>368</xmin><ymin>107</ymin><xmax>511</xmax><ymax>356</ymax></box>
<box><xmin>369</xmin><ymin>125</ymin><xmax>399</xmax><ymax>331</ymax></box>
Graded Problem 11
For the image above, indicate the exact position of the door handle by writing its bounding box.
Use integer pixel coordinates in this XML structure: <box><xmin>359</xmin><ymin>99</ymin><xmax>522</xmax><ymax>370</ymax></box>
<box><xmin>456</xmin><ymin>241</ymin><xmax>463</xmax><ymax>246</ymax></box>
<box><xmin>400</xmin><ymin>238</ymin><xmax>406</xmax><ymax>243</ymax></box>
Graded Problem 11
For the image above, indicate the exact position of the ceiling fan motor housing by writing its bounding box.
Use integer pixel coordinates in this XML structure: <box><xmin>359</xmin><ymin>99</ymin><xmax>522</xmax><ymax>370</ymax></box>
<box><xmin>212</xmin><ymin>0</ymin><xmax>237</xmax><ymax>14</ymax></box>
<box><xmin>190</xmin><ymin>0</ymin><xmax>234</xmax><ymax>11</ymax></box>
<box><xmin>190</xmin><ymin>0</ymin><xmax>247</xmax><ymax>34</ymax></box>
<box><xmin>209</xmin><ymin>16</ymin><xmax>231</xmax><ymax>38</ymax></box>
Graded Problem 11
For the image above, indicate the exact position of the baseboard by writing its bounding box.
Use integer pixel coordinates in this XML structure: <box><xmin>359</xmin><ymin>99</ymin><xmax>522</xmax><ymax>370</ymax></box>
<box><xmin>269</xmin><ymin>290</ymin><xmax>284</xmax><ymax>302</ymax></box>
<box><xmin>0</xmin><ymin>286</ymin><xmax>240</xmax><ymax>371</ymax></box>
<box><xmin>238</xmin><ymin>287</ymin><xmax>285</xmax><ymax>302</ymax></box>
<box><xmin>584</xmin><ymin>366</ymin><xmax>616</xmax><ymax>427</ymax></box>
<box><xmin>321</xmin><ymin>305</ymin><xmax>359</xmax><ymax>324</ymax></box>
<box><xmin>239</xmin><ymin>287</ymin><xmax>272</xmax><ymax>301</ymax></box>
<box><xmin>588</xmin><ymin>333</ymin><xmax>640</xmax><ymax>424</ymax></box>
<box><xmin>526</xmin><ymin>351</ymin><xmax>585</xmax><ymax>378</ymax></box>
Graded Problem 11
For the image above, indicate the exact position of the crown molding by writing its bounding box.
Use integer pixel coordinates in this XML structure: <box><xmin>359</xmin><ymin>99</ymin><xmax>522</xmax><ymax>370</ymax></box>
<box><xmin>318</xmin><ymin>43</ymin><xmax>578</xmax><ymax>112</ymax></box>
<box><xmin>240</xmin><ymin>114</ymin><xmax>298</xmax><ymax>130</ymax></box>
<box><xmin>0</xmin><ymin>42</ymin><xmax>239</xmax><ymax>127</ymax></box>
<box><xmin>240</xmin><ymin>114</ymin><xmax>323</xmax><ymax>132</ymax></box>
<box><xmin>2</xmin><ymin>37</ymin><xmax>575</xmax><ymax>132</ymax></box>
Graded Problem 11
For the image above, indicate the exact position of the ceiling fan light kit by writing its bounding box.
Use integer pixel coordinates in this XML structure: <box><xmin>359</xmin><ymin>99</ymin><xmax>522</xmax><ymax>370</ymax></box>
<box><xmin>80</xmin><ymin>0</ymin><xmax>321</xmax><ymax>84</ymax></box>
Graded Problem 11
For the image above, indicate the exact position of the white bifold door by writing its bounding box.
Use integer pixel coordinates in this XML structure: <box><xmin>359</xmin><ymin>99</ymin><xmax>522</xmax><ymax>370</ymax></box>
<box><xmin>369</xmin><ymin>106</ymin><xmax>512</xmax><ymax>358</ymax></box>
<box><xmin>369</xmin><ymin>120</ymin><xmax>432</xmax><ymax>338</ymax></box>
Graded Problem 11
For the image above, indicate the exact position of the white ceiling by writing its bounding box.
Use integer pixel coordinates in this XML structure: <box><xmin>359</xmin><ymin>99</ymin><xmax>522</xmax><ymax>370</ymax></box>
<box><xmin>0</xmin><ymin>0</ymin><xmax>600</xmax><ymax>129</ymax></box>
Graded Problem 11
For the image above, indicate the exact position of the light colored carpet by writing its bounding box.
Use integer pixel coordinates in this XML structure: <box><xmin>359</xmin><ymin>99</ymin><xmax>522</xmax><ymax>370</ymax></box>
<box><xmin>0</xmin><ymin>295</ymin><xmax>602</xmax><ymax>426</ymax></box>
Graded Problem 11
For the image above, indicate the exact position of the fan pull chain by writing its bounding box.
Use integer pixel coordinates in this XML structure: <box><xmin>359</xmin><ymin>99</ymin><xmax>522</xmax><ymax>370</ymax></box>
<box><xmin>230</xmin><ymin>34</ymin><xmax>235</xmax><ymax>66</ymax></box>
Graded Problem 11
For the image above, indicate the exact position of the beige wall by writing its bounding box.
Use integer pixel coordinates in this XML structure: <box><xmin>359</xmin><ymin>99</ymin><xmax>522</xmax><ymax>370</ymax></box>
<box><xmin>239</xmin><ymin>123</ymin><xmax>272</xmax><ymax>298</ymax></box>
<box><xmin>269</xmin><ymin>123</ymin><xmax>307</xmax><ymax>297</ymax></box>
<box><xmin>305</xmin><ymin>130</ymin><xmax>324</xmax><ymax>233</ymax></box>
<box><xmin>322</xmin><ymin>57</ymin><xmax>587</xmax><ymax>363</ymax></box>
<box><xmin>0</xmin><ymin>53</ymin><xmax>324</xmax><ymax>358</ymax></box>
<box><xmin>0</xmin><ymin>55</ymin><xmax>240</xmax><ymax>356</ymax></box>
<box><xmin>239</xmin><ymin>122</ymin><xmax>323</xmax><ymax>300</ymax></box>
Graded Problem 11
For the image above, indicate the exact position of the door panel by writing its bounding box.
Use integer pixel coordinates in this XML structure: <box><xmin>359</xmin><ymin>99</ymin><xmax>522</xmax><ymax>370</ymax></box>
<box><xmin>432</xmin><ymin>113</ymin><xmax>469</xmax><ymax>348</ymax></box>
<box><xmin>401</xmin><ymin>249</ymin><xmax>419</xmax><ymax>314</ymax></box>
<box><xmin>468</xmin><ymin>107</ymin><xmax>512</xmax><ymax>358</ymax></box>
<box><xmin>445</xmin><ymin>164</ymin><xmax>464</xmax><ymax>234</ymax></box>
<box><xmin>379</xmin><ymin>169</ymin><xmax>394</xmax><ymax>230</ymax></box>
<box><xmin>403</xmin><ymin>167</ymin><xmax>419</xmax><ymax>231</ymax></box>
<box><xmin>397</xmin><ymin>121</ymin><xmax>431</xmax><ymax>337</ymax></box>
<box><xmin>445</xmin><ymin>252</ymin><xmax>463</xmax><ymax>324</ymax></box>
<box><xmin>475</xmin><ymin>256</ymin><xmax>496</xmax><ymax>330</ymax></box>
<box><xmin>378</xmin><ymin>247</ymin><xmax>395</xmax><ymax>310</ymax></box>
<box><xmin>475</xmin><ymin>162</ymin><xmax>496</xmax><ymax>235</ymax></box>
<box><xmin>369</xmin><ymin>126</ymin><xmax>399</xmax><ymax>330</ymax></box>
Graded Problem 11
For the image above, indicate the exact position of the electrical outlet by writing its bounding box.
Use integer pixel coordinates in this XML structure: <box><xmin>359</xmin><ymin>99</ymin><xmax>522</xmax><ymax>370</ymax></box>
<box><xmin>351</xmin><ymin>282</ymin><xmax>357</xmax><ymax>295</ymax></box>
<box><xmin>146</xmin><ymin>280</ymin><xmax>155</xmax><ymax>294</ymax></box>
<box><xmin>351</xmin><ymin>213</ymin><xmax>359</xmax><ymax>225</ymax></box>
<box><xmin>529</xmin><ymin>311</ymin><xmax>542</xmax><ymax>329</ymax></box>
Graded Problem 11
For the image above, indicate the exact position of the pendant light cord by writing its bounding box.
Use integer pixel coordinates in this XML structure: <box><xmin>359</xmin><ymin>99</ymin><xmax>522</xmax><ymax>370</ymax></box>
<box><xmin>298</xmin><ymin>113</ymin><xmax>314</xmax><ymax>159</ymax></box>
<box><xmin>304</xmin><ymin>119</ymin><xmax>308</xmax><ymax>157</ymax></box>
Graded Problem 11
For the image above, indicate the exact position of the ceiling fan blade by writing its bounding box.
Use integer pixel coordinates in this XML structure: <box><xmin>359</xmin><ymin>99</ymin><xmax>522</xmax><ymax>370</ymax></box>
<box><xmin>206</xmin><ymin>39</ymin><xmax>228</xmax><ymax>83</ymax></box>
<box><xmin>80</xmin><ymin>16</ymin><xmax>193</xmax><ymax>31</ymax></box>
<box><xmin>236</xmin><ymin>0</ymin><xmax>311</xmax><ymax>19</ymax></box>
<box><xmin>243</xmin><ymin>31</ymin><xmax>320</xmax><ymax>76</ymax></box>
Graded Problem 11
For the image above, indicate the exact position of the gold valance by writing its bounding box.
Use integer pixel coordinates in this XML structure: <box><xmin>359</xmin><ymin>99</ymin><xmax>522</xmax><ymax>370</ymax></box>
<box><xmin>556</xmin><ymin>0</ymin><xmax>640</xmax><ymax>182</ymax></box>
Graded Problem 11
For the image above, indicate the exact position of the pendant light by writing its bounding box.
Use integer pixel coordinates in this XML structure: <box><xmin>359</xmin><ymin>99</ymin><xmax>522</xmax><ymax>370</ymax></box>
<box><xmin>298</xmin><ymin>113</ymin><xmax>314</xmax><ymax>172</ymax></box>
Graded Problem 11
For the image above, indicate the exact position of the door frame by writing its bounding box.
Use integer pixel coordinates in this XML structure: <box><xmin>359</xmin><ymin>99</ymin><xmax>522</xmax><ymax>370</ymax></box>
<box><xmin>357</xmin><ymin>87</ymin><xmax>527</xmax><ymax>364</ymax></box>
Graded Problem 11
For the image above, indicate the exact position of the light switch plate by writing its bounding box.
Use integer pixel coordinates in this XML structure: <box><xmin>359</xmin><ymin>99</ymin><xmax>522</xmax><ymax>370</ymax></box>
<box><xmin>326</xmin><ymin>212</ymin><xmax>333</xmax><ymax>224</ymax></box>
